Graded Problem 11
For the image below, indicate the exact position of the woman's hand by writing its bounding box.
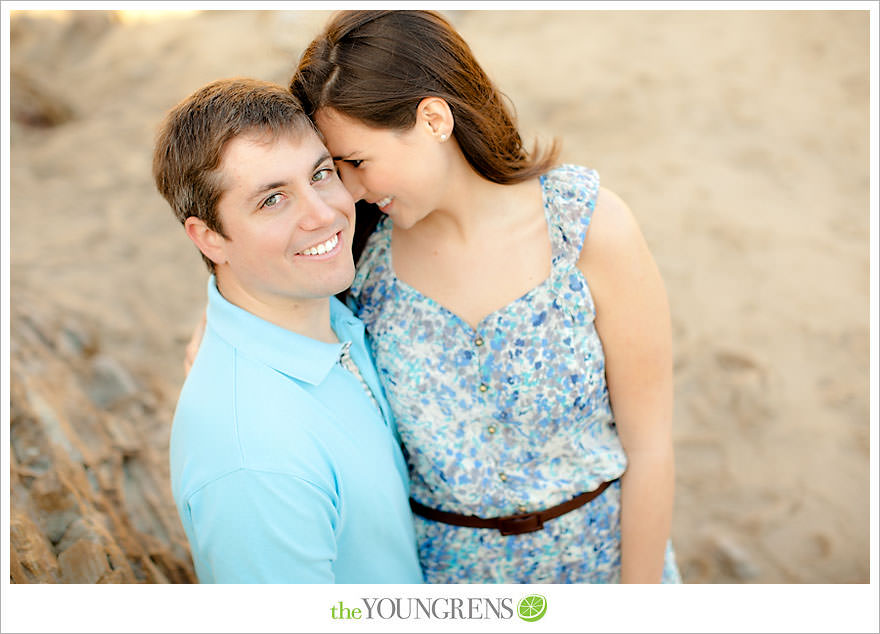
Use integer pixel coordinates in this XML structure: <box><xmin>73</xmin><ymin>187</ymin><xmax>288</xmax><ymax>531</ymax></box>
<box><xmin>184</xmin><ymin>310</ymin><xmax>207</xmax><ymax>375</ymax></box>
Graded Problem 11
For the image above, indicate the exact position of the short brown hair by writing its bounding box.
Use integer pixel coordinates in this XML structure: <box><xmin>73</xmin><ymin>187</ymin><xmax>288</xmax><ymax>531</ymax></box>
<box><xmin>290</xmin><ymin>10</ymin><xmax>560</xmax><ymax>186</ymax></box>
<box><xmin>152</xmin><ymin>78</ymin><xmax>314</xmax><ymax>271</ymax></box>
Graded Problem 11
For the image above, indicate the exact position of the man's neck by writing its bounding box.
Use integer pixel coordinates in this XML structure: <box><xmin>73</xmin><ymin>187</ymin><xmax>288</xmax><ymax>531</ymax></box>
<box><xmin>214</xmin><ymin>273</ymin><xmax>338</xmax><ymax>344</ymax></box>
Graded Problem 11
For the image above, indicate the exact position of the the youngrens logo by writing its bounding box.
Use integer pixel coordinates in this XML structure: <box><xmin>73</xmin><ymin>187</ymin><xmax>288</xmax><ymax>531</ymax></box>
<box><xmin>329</xmin><ymin>595</ymin><xmax>547</xmax><ymax>622</ymax></box>
<box><xmin>517</xmin><ymin>594</ymin><xmax>547</xmax><ymax>622</ymax></box>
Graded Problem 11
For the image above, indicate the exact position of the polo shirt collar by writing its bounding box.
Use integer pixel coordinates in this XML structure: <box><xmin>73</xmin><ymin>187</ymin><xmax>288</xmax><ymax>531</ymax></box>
<box><xmin>204</xmin><ymin>276</ymin><xmax>365</xmax><ymax>385</ymax></box>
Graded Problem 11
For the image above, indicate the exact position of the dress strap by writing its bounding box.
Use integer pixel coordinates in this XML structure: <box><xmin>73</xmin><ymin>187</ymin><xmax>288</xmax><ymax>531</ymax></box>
<box><xmin>540</xmin><ymin>164</ymin><xmax>601</xmax><ymax>270</ymax></box>
<box><xmin>541</xmin><ymin>165</ymin><xmax>601</xmax><ymax>321</ymax></box>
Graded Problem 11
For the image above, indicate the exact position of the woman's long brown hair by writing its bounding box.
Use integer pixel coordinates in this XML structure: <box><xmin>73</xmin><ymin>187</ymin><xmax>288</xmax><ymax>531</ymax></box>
<box><xmin>292</xmin><ymin>10</ymin><xmax>560</xmax><ymax>276</ymax></box>
<box><xmin>291</xmin><ymin>10</ymin><xmax>559</xmax><ymax>183</ymax></box>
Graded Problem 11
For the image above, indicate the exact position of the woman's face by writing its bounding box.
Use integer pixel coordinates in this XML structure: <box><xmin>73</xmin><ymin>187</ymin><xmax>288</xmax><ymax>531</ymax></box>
<box><xmin>314</xmin><ymin>107</ymin><xmax>449</xmax><ymax>230</ymax></box>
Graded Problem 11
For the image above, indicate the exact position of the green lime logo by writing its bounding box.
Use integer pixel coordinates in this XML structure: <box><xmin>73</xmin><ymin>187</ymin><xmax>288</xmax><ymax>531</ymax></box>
<box><xmin>517</xmin><ymin>594</ymin><xmax>547</xmax><ymax>622</ymax></box>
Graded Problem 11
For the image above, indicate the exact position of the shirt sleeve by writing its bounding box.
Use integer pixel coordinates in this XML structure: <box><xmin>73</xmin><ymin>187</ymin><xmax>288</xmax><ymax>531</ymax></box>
<box><xmin>185</xmin><ymin>468</ymin><xmax>338</xmax><ymax>583</ymax></box>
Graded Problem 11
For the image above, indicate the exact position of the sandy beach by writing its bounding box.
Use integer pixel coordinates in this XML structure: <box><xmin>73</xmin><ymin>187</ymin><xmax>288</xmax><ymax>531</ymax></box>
<box><xmin>6</xmin><ymin>7</ymin><xmax>872</xmax><ymax>591</ymax></box>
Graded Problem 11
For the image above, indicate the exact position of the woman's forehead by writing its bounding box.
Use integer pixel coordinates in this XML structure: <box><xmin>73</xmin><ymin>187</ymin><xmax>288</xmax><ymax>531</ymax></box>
<box><xmin>314</xmin><ymin>108</ymin><xmax>387</xmax><ymax>152</ymax></box>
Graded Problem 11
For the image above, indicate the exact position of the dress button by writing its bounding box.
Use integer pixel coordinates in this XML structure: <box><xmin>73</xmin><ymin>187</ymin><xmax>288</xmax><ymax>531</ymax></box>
<box><xmin>479</xmin><ymin>383</ymin><xmax>488</xmax><ymax>393</ymax></box>
<box><xmin>474</xmin><ymin>336</ymin><xmax>484</xmax><ymax>347</ymax></box>
<box><xmin>487</xmin><ymin>425</ymin><xmax>497</xmax><ymax>434</ymax></box>
<box><xmin>498</xmin><ymin>473</ymin><xmax>507</xmax><ymax>482</ymax></box>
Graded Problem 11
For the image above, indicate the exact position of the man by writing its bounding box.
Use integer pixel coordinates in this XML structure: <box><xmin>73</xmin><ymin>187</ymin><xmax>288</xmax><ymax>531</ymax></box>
<box><xmin>152</xmin><ymin>78</ymin><xmax>423</xmax><ymax>583</ymax></box>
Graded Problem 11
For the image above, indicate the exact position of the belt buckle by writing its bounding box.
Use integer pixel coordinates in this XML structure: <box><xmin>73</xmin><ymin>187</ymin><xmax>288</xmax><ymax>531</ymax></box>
<box><xmin>498</xmin><ymin>512</ymin><xmax>544</xmax><ymax>536</ymax></box>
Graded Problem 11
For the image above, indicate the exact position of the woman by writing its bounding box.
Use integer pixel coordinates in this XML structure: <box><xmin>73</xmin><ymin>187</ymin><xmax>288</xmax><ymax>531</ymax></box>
<box><xmin>288</xmin><ymin>10</ymin><xmax>681</xmax><ymax>584</ymax></box>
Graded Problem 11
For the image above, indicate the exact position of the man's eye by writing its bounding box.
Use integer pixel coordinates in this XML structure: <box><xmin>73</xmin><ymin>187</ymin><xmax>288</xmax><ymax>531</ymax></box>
<box><xmin>312</xmin><ymin>168</ymin><xmax>334</xmax><ymax>183</ymax></box>
<box><xmin>262</xmin><ymin>193</ymin><xmax>283</xmax><ymax>208</ymax></box>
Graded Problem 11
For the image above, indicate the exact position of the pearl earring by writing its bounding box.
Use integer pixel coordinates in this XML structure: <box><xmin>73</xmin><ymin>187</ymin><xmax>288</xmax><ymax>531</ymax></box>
<box><xmin>440</xmin><ymin>133</ymin><xmax>448</xmax><ymax>142</ymax></box>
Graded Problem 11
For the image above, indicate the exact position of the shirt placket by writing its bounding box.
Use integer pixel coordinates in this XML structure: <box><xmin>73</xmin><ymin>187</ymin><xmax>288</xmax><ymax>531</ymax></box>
<box><xmin>338</xmin><ymin>342</ymin><xmax>383</xmax><ymax>416</ymax></box>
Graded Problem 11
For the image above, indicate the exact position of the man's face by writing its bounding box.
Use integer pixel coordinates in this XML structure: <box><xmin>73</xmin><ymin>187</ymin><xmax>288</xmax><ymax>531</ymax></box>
<box><xmin>207</xmin><ymin>128</ymin><xmax>356</xmax><ymax>315</ymax></box>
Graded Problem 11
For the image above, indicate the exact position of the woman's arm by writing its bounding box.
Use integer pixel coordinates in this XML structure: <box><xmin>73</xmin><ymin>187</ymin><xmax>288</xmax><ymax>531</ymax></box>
<box><xmin>184</xmin><ymin>310</ymin><xmax>207</xmax><ymax>375</ymax></box>
<box><xmin>578</xmin><ymin>186</ymin><xmax>675</xmax><ymax>583</ymax></box>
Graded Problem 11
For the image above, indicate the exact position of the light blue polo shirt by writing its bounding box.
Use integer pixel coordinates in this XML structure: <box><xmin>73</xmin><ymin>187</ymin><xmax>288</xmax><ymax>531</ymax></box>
<box><xmin>170</xmin><ymin>277</ymin><xmax>424</xmax><ymax>584</ymax></box>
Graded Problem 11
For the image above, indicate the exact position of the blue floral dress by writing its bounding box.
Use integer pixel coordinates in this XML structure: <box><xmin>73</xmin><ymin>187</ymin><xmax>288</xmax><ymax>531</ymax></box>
<box><xmin>348</xmin><ymin>164</ymin><xmax>681</xmax><ymax>583</ymax></box>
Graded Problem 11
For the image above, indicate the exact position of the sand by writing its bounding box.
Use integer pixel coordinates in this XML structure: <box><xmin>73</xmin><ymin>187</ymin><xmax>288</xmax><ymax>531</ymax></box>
<box><xmin>6</xmin><ymin>8</ymin><xmax>872</xmax><ymax>585</ymax></box>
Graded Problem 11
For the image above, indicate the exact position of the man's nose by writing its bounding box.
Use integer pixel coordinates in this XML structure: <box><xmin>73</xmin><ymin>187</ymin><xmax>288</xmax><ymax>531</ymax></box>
<box><xmin>298</xmin><ymin>190</ymin><xmax>339</xmax><ymax>231</ymax></box>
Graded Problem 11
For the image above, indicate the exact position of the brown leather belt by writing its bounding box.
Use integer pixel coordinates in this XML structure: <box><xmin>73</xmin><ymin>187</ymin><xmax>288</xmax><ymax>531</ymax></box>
<box><xmin>409</xmin><ymin>479</ymin><xmax>617</xmax><ymax>536</ymax></box>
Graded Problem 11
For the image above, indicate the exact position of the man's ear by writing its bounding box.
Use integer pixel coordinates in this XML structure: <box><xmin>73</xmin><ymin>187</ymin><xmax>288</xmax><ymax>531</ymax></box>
<box><xmin>185</xmin><ymin>216</ymin><xmax>228</xmax><ymax>266</ymax></box>
<box><xmin>416</xmin><ymin>96</ymin><xmax>454</xmax><ymax>140</ymax></box>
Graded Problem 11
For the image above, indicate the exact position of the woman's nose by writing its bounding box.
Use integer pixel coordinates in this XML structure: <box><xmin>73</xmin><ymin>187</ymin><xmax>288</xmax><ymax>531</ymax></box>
<box><xmin>337</xmin><ymin>165</ymin><xmax>367</xmax><ymax>202</ymax></box>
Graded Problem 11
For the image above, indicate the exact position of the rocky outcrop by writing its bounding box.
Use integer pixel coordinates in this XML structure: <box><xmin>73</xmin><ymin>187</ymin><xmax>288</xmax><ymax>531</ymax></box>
<box><xmin>9</xmin><ymin>291</ymin><xmax>196</xmax><ymax>584</ymax></box>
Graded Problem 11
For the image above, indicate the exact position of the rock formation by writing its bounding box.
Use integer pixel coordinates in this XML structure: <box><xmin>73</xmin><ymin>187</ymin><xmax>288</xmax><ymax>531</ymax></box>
<box><xmin>9</xmin><ymin>290</ymin><xmax>196</xmax><ymax>583</ymax></box>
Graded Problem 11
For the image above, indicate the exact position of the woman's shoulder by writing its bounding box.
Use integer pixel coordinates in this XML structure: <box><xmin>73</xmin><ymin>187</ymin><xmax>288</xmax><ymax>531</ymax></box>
<box><xmin>541</xmin><ymin>163</ymin><xmax>639</xmax><ymax>235</ymax></box>
<box><xmin>537</xmin><ymin>163</ymin><xmax>645</xmax><ymax>274</ymax></box>
<box><xmin>578</xmin><ymin>184</ymin><xmax>652</xmax><ymax>281</ymax></box>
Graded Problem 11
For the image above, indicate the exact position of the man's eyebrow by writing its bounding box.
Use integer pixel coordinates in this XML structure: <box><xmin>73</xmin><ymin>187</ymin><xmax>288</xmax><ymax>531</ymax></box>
<box><xmin>250</xmin><ymin>180</ymin><xmax>287</xmax><ymax>199</ymax></box>
<box><xmin>249</xmin><ymin>153</ymin><xmax>334</xmax><ymax>199</ymax></box>
<box><xmin>313</xmin><ymin>151</ymin><xmax>332</xmax><ymax>169</ymax></box>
